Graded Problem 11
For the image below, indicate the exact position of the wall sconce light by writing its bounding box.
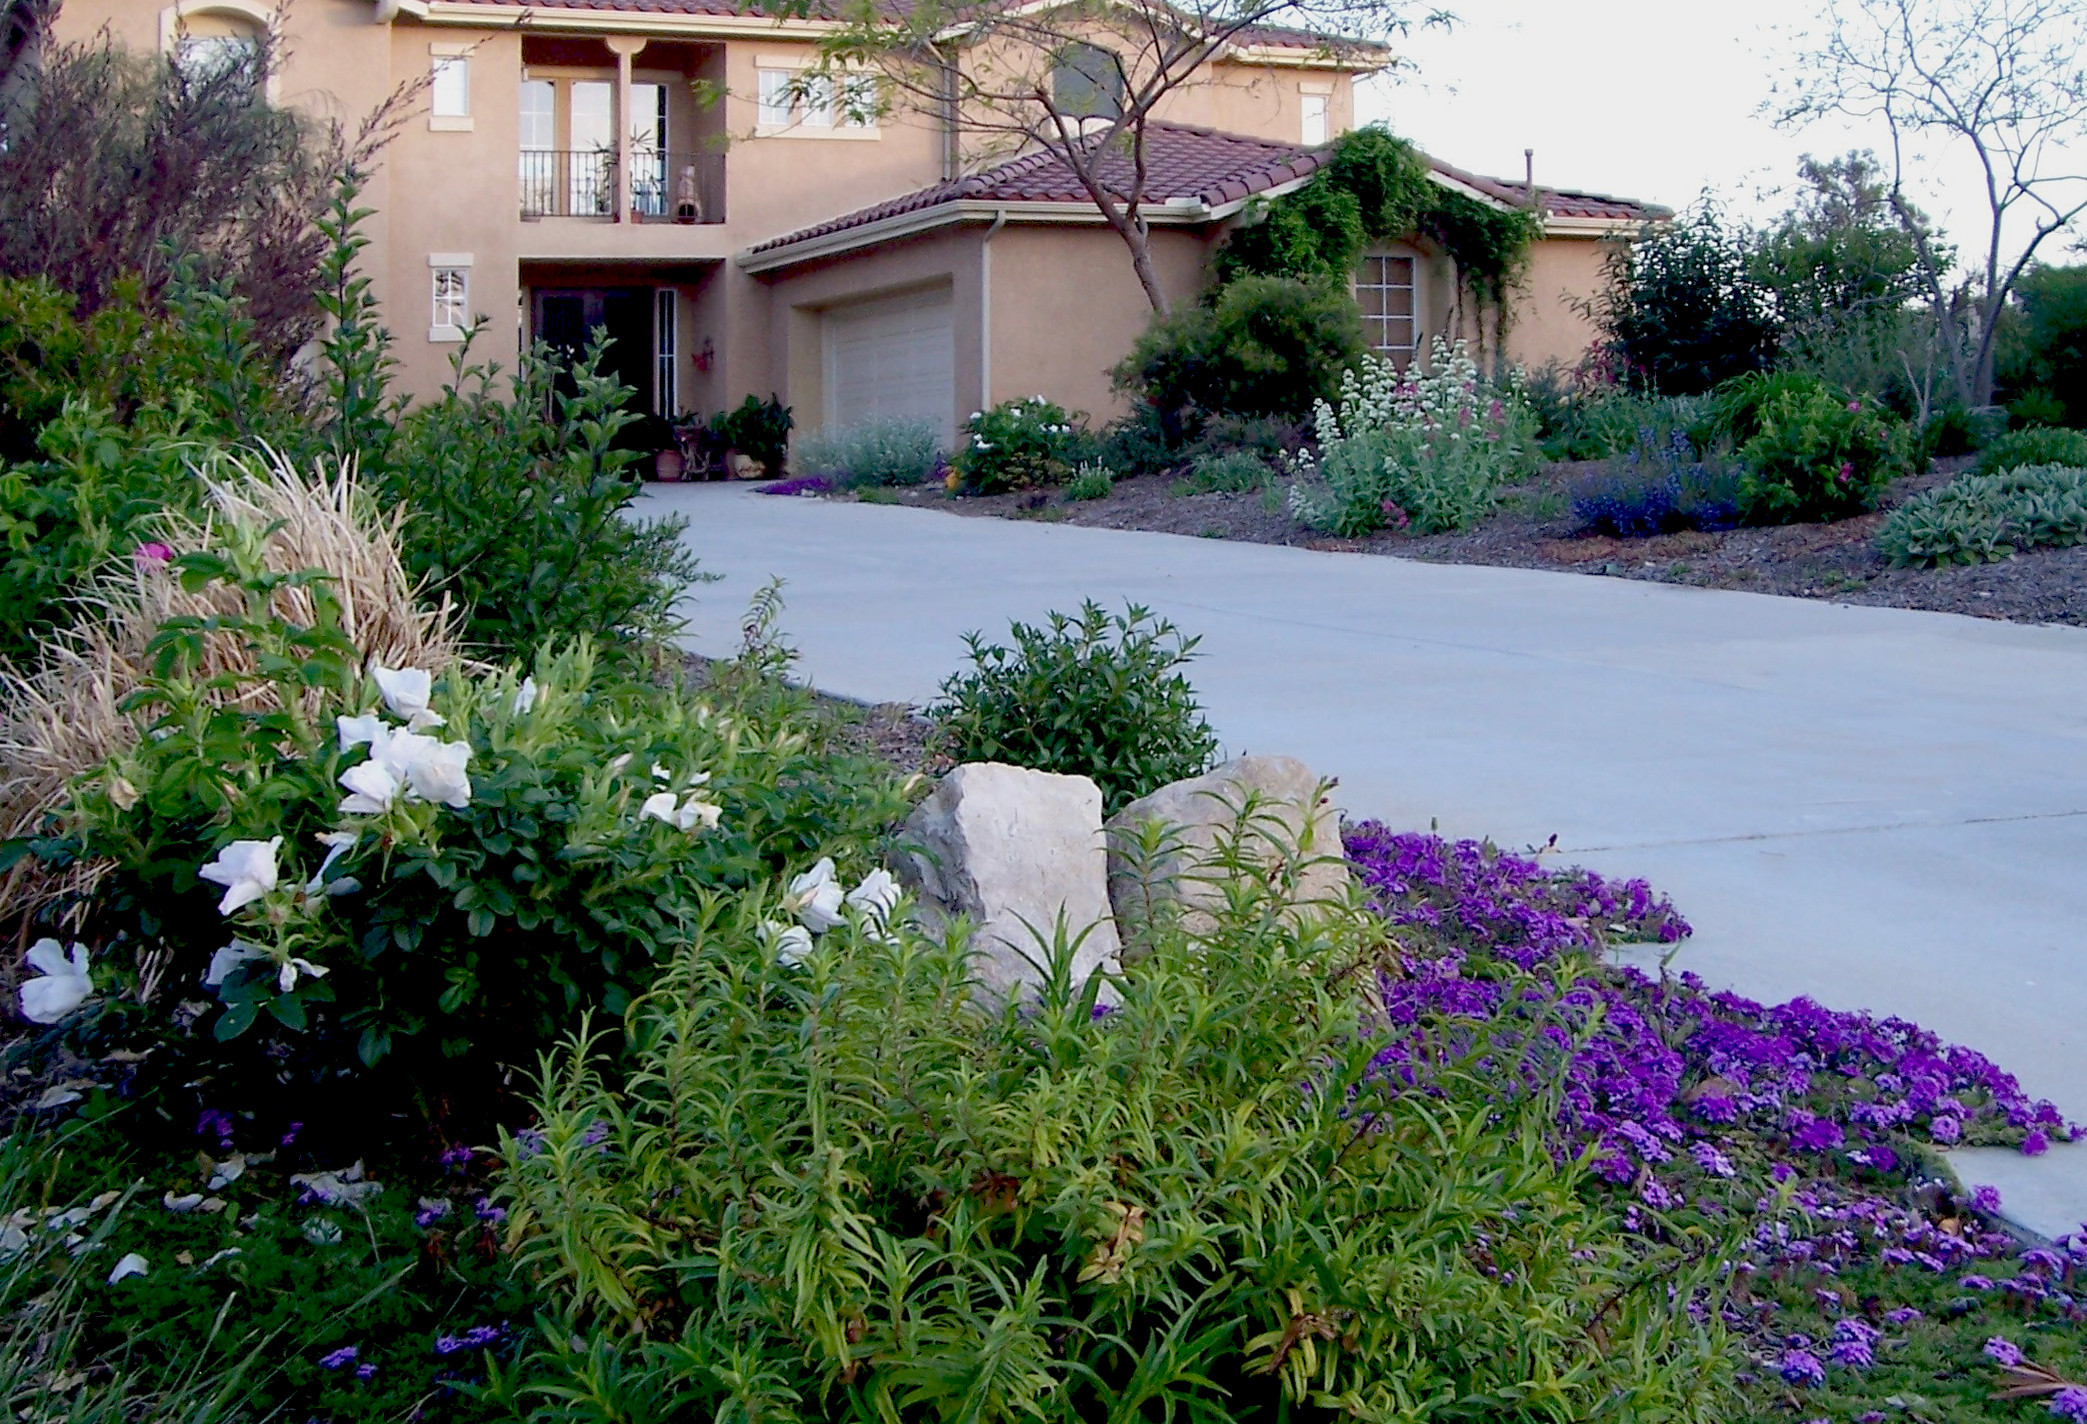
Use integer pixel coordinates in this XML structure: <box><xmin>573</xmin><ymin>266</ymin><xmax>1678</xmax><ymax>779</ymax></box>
<box><xmin>693</xmin><ymin>337</ymin><xmax>715</xmax><ymax>374</ymax></box>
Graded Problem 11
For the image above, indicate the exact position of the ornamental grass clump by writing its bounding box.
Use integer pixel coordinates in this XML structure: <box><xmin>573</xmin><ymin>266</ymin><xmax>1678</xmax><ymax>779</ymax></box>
<box><xmin>927</xmin><ymin>600</ymin><xmax>1218</xmax><ymax>815</ymax></box>
<box><xmin>497</xmin><ymin>815</ymin><xmax>1734</xmax><ymax>1422</ymax></box>
<box><xmin>1285</xmin><ymin>338</ymin><xmax>1539</xmax><ymax>536</ymax></box>
<box><xmin>793</xmin><ymin>414</ymin><xmax>945</xmax><ymax>488</ymax></box>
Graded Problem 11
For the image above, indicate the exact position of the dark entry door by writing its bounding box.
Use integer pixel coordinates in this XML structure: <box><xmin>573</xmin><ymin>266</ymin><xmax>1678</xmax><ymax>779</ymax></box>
<box><xmin>531</xmin><ymin>287</ymin><xmax>653</xmax><ymax>413</ymax></box>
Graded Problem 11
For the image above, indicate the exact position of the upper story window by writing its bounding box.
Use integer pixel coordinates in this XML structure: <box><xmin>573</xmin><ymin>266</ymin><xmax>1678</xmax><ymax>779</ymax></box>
<box><xmin>1354</xmin><ymin>252</ymin><xmax>1416</xmax><ymax>365</ymax></box>
<box><xmin>1301</xmin><ymin>91</ymin><xmax>1329</xmax><ymax>145</ymax></box>
<box><xmin>756</xmin><ymin>65</ymin><xmax>876</xmax><ymax>134</ymax></box>
<box><xmin>1051</xmin><ymin>43</ymin><xmax>1121</xmax><ymax>120</ymax></box>
<box><xmin>430</xmin><ymin>54</ymin><xmax>470</xmax><ymax>119</ymax></box>
<box><xmin>429</xmin><ymin>256</ymin><xmax>471</xmax><ymax>342</ymax></box>
<box><xmin>174</xmin><ymin>31</ymin><xmax>260</xmax><ymax>88</ymax></box>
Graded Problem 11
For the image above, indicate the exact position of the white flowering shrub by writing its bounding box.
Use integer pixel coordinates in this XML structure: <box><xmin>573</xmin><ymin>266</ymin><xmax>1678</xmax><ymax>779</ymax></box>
<box><xmin>949</xmin><ymin>396</ymin><xmax>1088</xmax><ymax>494</ymax></box>
<box><xmin>1284</xmin><ymin>337</ymin><xmax>1539</xmax><ymax>536</ymax></box>
<box><xmin>26</xmin><ymin>551</ymin><xmax>910</xmax><ymax>1117</ymax></box>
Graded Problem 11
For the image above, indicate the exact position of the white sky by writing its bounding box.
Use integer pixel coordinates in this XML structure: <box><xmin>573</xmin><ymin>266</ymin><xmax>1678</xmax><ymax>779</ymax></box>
<box><xmin>1351</xmin><ymin>0</ymin><xmax>2081</xmax><ymax>252</ymax></box>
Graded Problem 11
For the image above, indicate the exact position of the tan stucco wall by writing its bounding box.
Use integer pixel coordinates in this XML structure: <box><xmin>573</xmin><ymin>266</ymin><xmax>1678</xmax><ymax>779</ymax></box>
<box><xmin>1501</xmin><ymin>235</ymin><xmax>1610</xmax><ymax>372</ymax></box>
<box><xmin>1153</xmin><ymin>60</ymin><xmax>1354</xmax><ymax>146</ymax></box>
<box><xmin>984</xmin><ymin>225</ymin><xmax>1211</xmax><ymax>423</ymax></box>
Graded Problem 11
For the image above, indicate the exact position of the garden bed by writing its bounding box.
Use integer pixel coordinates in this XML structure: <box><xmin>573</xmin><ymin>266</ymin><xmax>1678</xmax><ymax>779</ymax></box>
<box><xmin>861</xmin><ymin>457</ymin><xmax>2087</xmax><ymax>629</ymax></box>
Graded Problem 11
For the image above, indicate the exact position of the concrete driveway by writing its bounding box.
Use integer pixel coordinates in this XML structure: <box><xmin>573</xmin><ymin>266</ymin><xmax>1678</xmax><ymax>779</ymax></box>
<box><xmin>646</xmin><ymin>481</ymin><xmax>2087</xmax><ymax>1236</ymax></box>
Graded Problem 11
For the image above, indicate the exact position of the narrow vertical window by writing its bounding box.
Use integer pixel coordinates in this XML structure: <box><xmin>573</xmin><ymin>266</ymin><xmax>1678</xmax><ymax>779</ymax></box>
<box><xmin>430</xmin><ymin>265</ymin><xmax>470</xmax><ymax>340</ymax></box>
<box><xmin>799</xmin><ymin>73</ymin><xmax>835</xmax><ymax>128</ymax></box>
<box><xmin>838</xmin><ymin>72</ymin><xmax>878</xmax><ymax>129</ymax></box>
<box><xmin>431</xmin><ymin>55</ymin><xmax>470</xmax><ymax>117</ymax></box>
<box><xmin>757</xmin><ymin>68</ymin><xmax>794</xmax><ymax>127</ymax></box>
<box><xmin>654</xmin><ymin>289</ymin><xmax>677</xmax><ymax>416</ymax></box>
<box><xmin>1301</xmin><ymin>92</ymin><xmax>1329</xmax><ymax>145</ymax></box>
<box><xmin>1353</xmin><ymin>253</ymin><xmax>1415</xmax><ymax>364</ymax></box>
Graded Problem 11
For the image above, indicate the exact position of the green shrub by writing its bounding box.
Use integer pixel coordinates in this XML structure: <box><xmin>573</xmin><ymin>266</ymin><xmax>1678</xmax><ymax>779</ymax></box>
<box><xmin>927</xmin><ymin>601</ymin><xmax>1218</xmax><ymax>814</ymax></box>
<box><xmin>498</xmin><ymin>829</ymin><xmax>1731</xmax><ymax>1422</ymax></box>
<box><xmin>949</xmin><ymin>396</ymin><xmax>1086</xmax><ymax>494</ymax></box>
<box><xmin>1286</xmin><ymin>338</ymin><xmax>1540</xmax><ymax>536</ymax></box>
<box><xmin>1179</xmin><ymin>449</ymin><xmax>1271</xmax><ymax>494</ymax></box>
<box><xmin>382</xmin><ymin>333</ymin><xmax>704</xmax><ymax>658</ymax></box>
<box><xmin>794</xmin><ymin>414</ymin><xmax>945</xmax><ymax>487</ymax></box>
<box><xmin>1114</xmin><ymin>276</ymin><xmax>1364</xmax><ymax>436</ymax></box>
<box><xmin>1972</xmin><ymin>423</ymin><xmax>2087</xmax><ymax>476</ymax></box>
<box><xmin>38</xmin><ymin>516</ymin><xmax>907</xmax><ymax>1128</ymax></box>
<box><xmin>1713</xmin><ymin>372</ymin><xmax>1905</xmax><ymax>523</ymax></box>
<box><xmin>2006</xmin><ymin>387</ymin><xmax>2068</xmax><ymax>428</ymax></box>
<box><xmin>709</xmin><ymin>393</ymin><xmax>794</xmax><ymax>477</ymax></box>
<box><xmin>1597</xmin><ymin>201</ymin><xmax>1782</xmax><ymax>396</ymax></box>
<box><xmin>1522</xmin><ymin>363</ymin><xmax>1712</xmax><ymax>461</ymax></box>
<box><xmin>1063</xmin><ymin>460</ymin><xmax>1115</xmax><ymax>500</ymax></box>
<box><xmin>1877</xmin><ymin>463</ymin><xmax>2087</xmax><ymax>567</ymax></box>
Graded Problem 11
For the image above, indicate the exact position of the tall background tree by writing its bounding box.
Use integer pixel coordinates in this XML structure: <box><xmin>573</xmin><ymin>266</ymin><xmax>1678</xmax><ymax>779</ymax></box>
<box><xmin>807</xmin><ymin>0</ymin><xmax>1446</xmax><ymax>312</ymax></box>
<box><xmin>1773</xmin><ymin>0</ymin><xmax>2087</xmax><ymax>410</ymax></box>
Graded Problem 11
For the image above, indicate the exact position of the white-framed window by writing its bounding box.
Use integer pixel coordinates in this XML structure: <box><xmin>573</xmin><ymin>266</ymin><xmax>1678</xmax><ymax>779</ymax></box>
<box><xmin>757</xmin><ymin>68</ymin><xmax>794</xmax><ymax>127</ymax></box>
<box><xmin>431</xmin><ymin>54</ymin><xmax>469</xmax><ymax>118</ymax></box>
<box><xmin>174</xmin><ymin>32</ymin><xmax>260</xmax><ymax>86</ymax></box>
<box><xmin>429</xmin><ymin>257</ymin><xmax>471</xmax><ymax>342</ymax></box>
<box><xmin>518</xmin><ymin>78</ymin><xmax>555</xmax><ymax>149</ymax></box>
<box><xmin>1354</xmin><ymin>252</ymin><xmax>1416</xmax><ymax>364</ymax></box>
<box><xmin>654</xmin><ymin>289</ymin><xmax>677</xmax><ymax>416</ymax></box>
<box><xmin>756</xmin><ymin>64</ymin><xmax>877</xmax><ymax>134</ymax></box>
<box><xmin>1301</xmin><ymin>91</ymin><xmax>1329</xmax><ymax>146</ymax></box>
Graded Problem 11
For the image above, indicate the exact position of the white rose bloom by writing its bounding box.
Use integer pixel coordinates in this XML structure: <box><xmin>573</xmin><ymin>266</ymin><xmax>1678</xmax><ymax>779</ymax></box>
<box><xmin>787</xmin><ymin>857</ymin><xmax>845</xmax><ymax>932</ymax></box>
<box><xmin>401</xmin><ymin>737</ymin><xmax>472</xmax><ymax>809</ymax></box>
<box><xmin>370</xmin><ymin>663</ymin><xmax>444</xmax><ymax>730</ymax></box>
<box><xmin>107</xmin><ymin>1253</ymin><xmax>148</xmax><ymax>1285</ymax></box>
<box><xmin>305</xmin><ymin>831</ymin><xmax>359</xmax><ymax>896</ymax></box>
<box><xmin>198</xmin><ymin>838</ymin><xmax>282</xmax><ymax>915</ymax></box>
<box><xmin>204</xmin><ymin>940</ymin><xmax>268</xmax><ymax>988</ymax></box>
<box><xmin>767</xmin><ymin>922</ymin><xmax>815</xmax><ymax>967</ymax></box>
<box><xmin>674</xmin><ymin>797</ymin><xmax>723</xmax><ymax>832</ymax></box>
<box><xmin>338</xmin><ymin>756</ymin><xmax>402</xmax><ymax>816</ymax></box>
<box><xmin>845</xmin><ymin>868</ymin><xmax>901</xmax><ymax>924</ymax></box>
<box><xmin>19</xmin><ymin>939</ymin><xmax>93</xmax><ymax>1024</ymax></box>
<box><xmin>336</xmin><ymin>713</ymin><xmax>385</xmax><ymax>752</ymax></box>
<box><xmin>638</xmin><ymin>791</ymin><xmax>678</xmax><ymax>824</ymax></box>
<box><xmin>512</xmin><ymin>676</ymin><xmax>539</xmax><ymax>715</ymax></box>
<box><xmin>278</xmin><ymin>958</ymin><xmax>329</xmax><ymax>994</ymax></box>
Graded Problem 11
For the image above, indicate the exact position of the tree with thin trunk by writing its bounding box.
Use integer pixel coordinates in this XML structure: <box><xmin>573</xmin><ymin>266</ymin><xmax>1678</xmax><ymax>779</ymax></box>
<box><xmin>1772</xmin><ymin>0</ymin><xmax>2087</xmax><ymax>410</ymax></box>
<box><xmin>802</xmin><ymin>0</ymin><xmax>1443</xmax><ymax>313</ymax></box>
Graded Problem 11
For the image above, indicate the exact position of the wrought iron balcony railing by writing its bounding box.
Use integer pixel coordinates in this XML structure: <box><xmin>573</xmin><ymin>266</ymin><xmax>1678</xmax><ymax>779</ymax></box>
<box><xmin>519</xmin><ymin>148</ymin><xmax>726</xmax><ymax>223</ymax></box>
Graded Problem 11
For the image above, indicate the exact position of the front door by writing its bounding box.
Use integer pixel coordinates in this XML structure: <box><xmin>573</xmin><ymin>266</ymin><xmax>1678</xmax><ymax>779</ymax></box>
<box><xmin>531</xmin><ymin>287</ymin><xmax>654</xmax><ymax>413</ymax></box>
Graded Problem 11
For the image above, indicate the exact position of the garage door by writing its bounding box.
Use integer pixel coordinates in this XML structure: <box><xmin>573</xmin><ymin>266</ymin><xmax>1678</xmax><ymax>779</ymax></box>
<box><xmin>822</xmin><ymin>288</ymin><xmax>955</xmax><ymax>445</ymax></box>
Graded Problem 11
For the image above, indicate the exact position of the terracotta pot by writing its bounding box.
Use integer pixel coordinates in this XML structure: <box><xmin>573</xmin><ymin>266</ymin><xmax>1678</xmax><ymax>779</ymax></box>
<box><xmin>654</xmin><ymin>448</ymin><xmax>686</xmax><ymax>482</ymax></box>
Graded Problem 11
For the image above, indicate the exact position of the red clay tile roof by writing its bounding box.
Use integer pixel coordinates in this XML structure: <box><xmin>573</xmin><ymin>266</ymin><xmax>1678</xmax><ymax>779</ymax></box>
<box><xmin>747</xmin><ymin>121</ymin><xmax>1664</xmax><ymax>256</ymax></box>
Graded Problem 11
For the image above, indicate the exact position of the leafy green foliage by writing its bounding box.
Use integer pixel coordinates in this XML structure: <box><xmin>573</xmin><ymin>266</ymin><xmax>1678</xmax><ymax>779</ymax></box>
<box><xmin>709</xmin><ymin>393</ymin><xmax>795</xmax><ymax>478</ymax></box>
<box><xmin>927</xmin><ymin>601</ymin><xmax>1217</xmax><ymax>814</ymax></box>
<box><xmin>1877</xmin><ymin>463</ymin><xmax>2087</xmax><ymax>567</ymax></box>
<box><xmin>795</xmin><ymin>414</ymin><xmax>946</xmax><ymax>487</ymax></box>
<box><xmin>1598</xmin><ymin>202</ymin><xmax>1782</xmax><ymax>396</ymax></box>
<box><xmin>1178</xmin><ymin>449</ymin><xmax>1271</xmax><ymax>494</ymax></box>
<box><xmin>1972</xmin><ymin>423</ymin><xmax>2087</xmax><ymax>477</ymax></box>
<box><xmin>1711</xmin><ymin>372</ymin><xmax>1907</xmax><ymax>523</ymax></box>
<box><xmin>1062</xmin><ymin>461</ymin><xmax>1115</xmax><ymax>500</ymax></box>
<box><xmin>949</xmin><ymin>397</ymin><xmax>1086</xmax><ymax>494</ymax></box>
<box><xmin>498</xmin><ymin>823</ymin><xmax>1732</xmax><ymax>1423</ymax></box>
<box><xmin>1996</xmin><ymin>263</ymin><xmax>2087</xmax><ymax>426</ymax></box>
<box><xmin>1217</xmin><ymin>127</ymin><xmax>1538</xmax><ymax>320</ymax></box>
<box><xmin>54</xmin><ymin>543</ymin><xmax>908</xmax><ymax>1125</ymax></box>
<box><xmin>380</xmin><ymin>331</ymin><xmax>705</xmax><ymax>658</ymax></box>
<box><xmin>1114</xmin><ymin>276</ymin><xmax>1364</xmax><ymax>436</ymax></box>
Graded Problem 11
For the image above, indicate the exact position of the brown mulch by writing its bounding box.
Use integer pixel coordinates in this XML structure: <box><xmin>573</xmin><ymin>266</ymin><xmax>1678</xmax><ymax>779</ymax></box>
<box><xmin>854</xmin><ymin>459</ymin><xmax>2087</xmax><ymax>629</ymax></box>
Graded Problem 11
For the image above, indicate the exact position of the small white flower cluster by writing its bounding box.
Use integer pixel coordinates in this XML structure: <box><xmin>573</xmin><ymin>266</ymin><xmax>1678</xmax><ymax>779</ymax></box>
<box><xmin>638</xmin><ymin>762</ymin><xmax>723</xmax><ymax>833</ymax></box>
<box><xmin>765</xmin><ymin>858</ymin><xmax>901</xmax><ymax>966</ymax></box>
<box><xmin>335</xmin><ymin>664</ymin><xmax>475</xmax><ymax>816</ymax></box>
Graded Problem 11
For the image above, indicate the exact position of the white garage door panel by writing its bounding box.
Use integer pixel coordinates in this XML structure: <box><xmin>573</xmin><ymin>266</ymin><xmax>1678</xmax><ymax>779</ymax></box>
<box><xmin>823</xmin><ymin>290</ymin><xmax>955</xmax><ymax>444</ymax></box>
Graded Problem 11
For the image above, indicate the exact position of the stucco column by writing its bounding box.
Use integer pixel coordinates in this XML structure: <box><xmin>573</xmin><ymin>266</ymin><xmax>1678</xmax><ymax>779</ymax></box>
<box><xmin>606</xmin><ymin>36</ymin><xmax>647</xmax><ymax>221</ymax></box>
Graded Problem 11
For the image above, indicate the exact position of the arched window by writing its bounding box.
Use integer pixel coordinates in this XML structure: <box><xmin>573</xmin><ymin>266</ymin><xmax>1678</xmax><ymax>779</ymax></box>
<box><xmin>161</xmin><ymin>2</ymin><xmax>270</xmax><ymax>92</ymax></box>
<box><xmin>1051</xmin><ymin>43</ymin><xmax>1122</xmax><ymax>120</ymax></box>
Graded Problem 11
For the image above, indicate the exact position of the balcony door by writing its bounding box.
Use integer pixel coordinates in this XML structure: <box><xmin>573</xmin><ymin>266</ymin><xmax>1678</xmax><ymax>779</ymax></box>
<box><xmin>568</xmin><ymin>81</ymin><xmax>614</xmax><ymax>214</ymax></box>
<box><xmin>533</xmin><ymin>287</ymin><xmax>653</xmax><ymax>414</ymax></box>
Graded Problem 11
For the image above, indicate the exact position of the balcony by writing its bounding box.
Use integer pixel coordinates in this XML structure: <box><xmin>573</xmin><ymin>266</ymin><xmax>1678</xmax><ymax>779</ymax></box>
<box><xmin>520</xmin><ymin>149</ymin><xmax>726</xmax><ymax>224</ymax></box>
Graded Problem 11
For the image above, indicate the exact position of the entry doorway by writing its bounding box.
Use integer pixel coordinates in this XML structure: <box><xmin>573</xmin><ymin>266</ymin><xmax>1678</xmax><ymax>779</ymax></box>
<box><xmin>531</xmin><ymin>287</ymin><xmax>655</xmax><ymax>413</ymax></box>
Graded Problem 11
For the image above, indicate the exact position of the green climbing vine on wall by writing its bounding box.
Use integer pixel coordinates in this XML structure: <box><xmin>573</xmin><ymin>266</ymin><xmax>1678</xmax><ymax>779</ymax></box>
<box><xmin>1213</xmin><ymin>126</ymin><xmax>1541</xmax><ymax>351</ymax></box>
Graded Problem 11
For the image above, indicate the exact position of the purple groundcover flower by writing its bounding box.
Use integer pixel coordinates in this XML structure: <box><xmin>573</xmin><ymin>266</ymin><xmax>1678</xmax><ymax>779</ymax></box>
<box><xmin>1985</xmin><ymin>1336</ymin><xmax>2025</xmax><ymax>1366</ymax></box>
<box><xmin>1780</xmin><ymin>1348</ymin><xmax>1827</xmax><ymax>1387</ymax></box>
<box><xmin>1972</xmin><ymin>1184</ymin><xmax>2004</xmax><ymax>1215</ymax></box>
<box><xmin>2051</xmin><ymin>1387</ymin><xmax>2087</xmax><ymax>1422</ymax></box>
<box><xmin>757</xmin><ymin>475</ymin><xmax>830</xmax><ymax>497</ymax></box>
<box><xmin>318</xmin><ymin>1345</ymin><xmax>358</xmax><ymax>1370</ymax></box>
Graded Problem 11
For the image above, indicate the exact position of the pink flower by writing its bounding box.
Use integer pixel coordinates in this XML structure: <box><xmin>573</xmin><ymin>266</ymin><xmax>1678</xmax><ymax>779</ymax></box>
<box><xmin>134</xmin><ymin>542</ymin><xmax>173</xmax><ymax>567</ymax></box>
<box><xmin>1846</xmin><ymin>400</ymin><xmax>1863</xmax><ymax>413</ymax></box>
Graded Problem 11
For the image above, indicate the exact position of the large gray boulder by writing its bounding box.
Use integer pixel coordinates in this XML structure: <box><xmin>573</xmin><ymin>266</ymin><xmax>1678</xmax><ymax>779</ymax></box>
<box><xmin>893</xmin><ymin>762</ymin><xmax>1121</xmax><ymax>1005</ymax></box>
<box><xmin>1106</xmin><ymin>755</ymin><xmax>1348</xmax><ymax>938</ymax></box>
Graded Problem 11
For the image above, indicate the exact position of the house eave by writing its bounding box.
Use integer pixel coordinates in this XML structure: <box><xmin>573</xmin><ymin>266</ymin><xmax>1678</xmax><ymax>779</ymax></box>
<box><xmin>406</xmin><ymin>0</ymin><xmax>840</xmax><ymax>38</ymax></box>
<box><xmin>737</xmin><ymin>196</ymin><xmax>1219</xmax><ymax>272</ymax></box>
<box><xmin>1541</xmin><ymin>214</ymin><xmax>1656</xmax><ymax>237</ymax></box>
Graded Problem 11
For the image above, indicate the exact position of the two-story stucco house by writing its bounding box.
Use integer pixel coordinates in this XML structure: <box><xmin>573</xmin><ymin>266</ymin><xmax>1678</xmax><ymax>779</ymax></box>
<box><xmin>55</xmin><ymin>0</ymin><xmax>1663</xmax><ymax>445</ymax></box>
